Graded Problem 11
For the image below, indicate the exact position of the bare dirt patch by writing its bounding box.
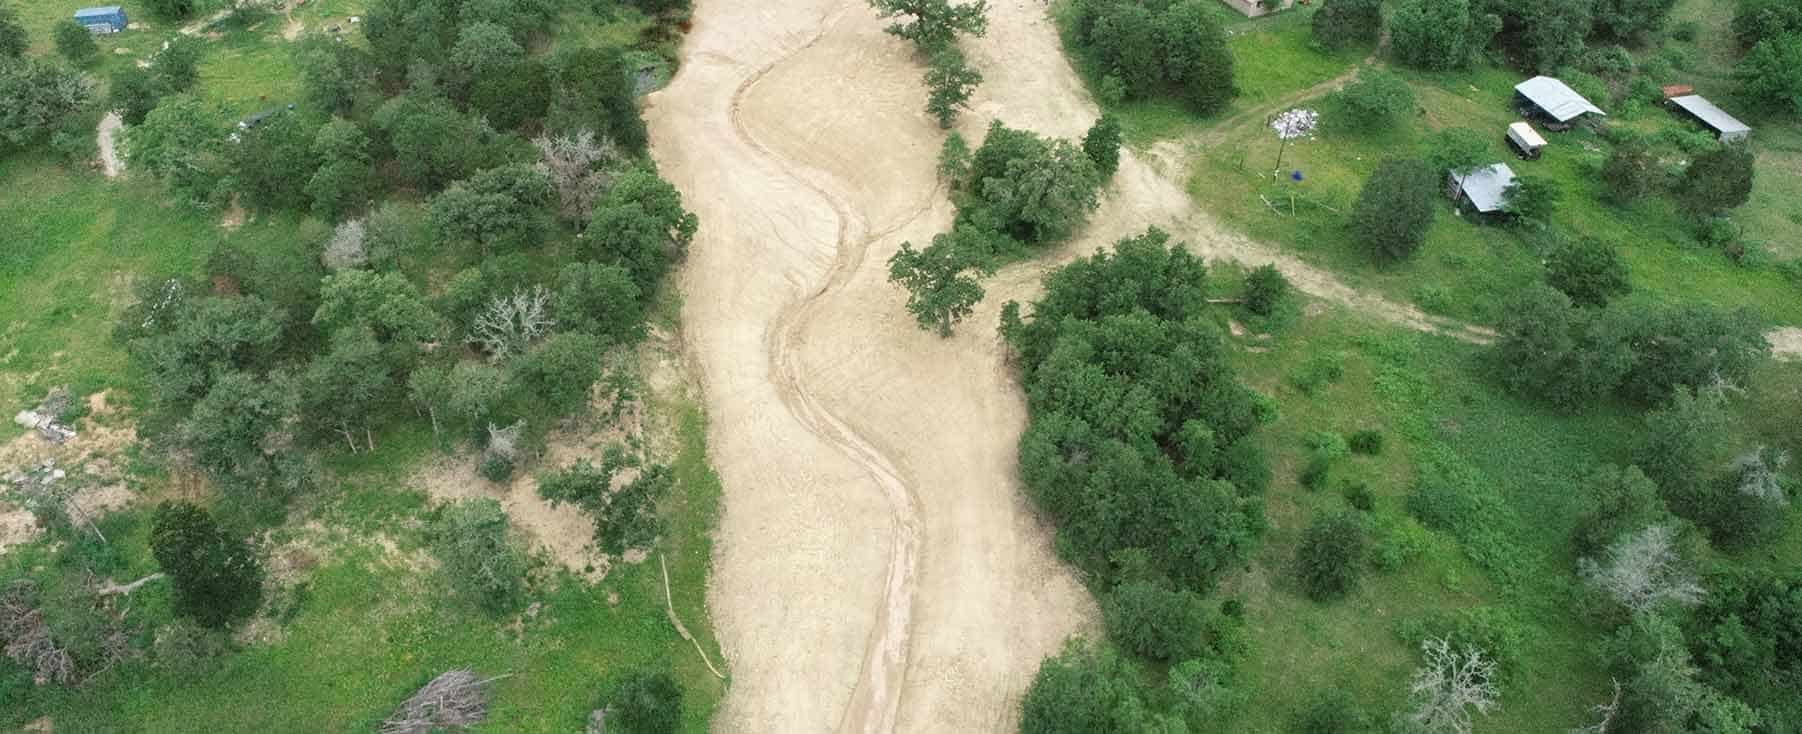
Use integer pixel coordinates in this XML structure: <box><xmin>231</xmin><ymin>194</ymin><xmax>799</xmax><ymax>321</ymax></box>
<box><xmin>1770</xmin><ymin>326</ymin><xmax>1802</xmax><ymax>362</ymax></box>
<box><xmin>96</xmin><ymin>112</ymin><xmax>124</xmax><ymax>179</ymax></box>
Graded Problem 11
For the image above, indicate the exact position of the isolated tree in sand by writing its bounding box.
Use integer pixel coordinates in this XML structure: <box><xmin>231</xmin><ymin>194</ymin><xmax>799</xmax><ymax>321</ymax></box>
<box><xmin>924</xmin><ymin>45</ymin><xmax>982</xmax><ymax>128</ymax></box>
<box><xmin>870</xmin><ymin>0</ymin><xmax>990</xmax><ymax>51</ymax></box>
<box><xmin>887</xmin><ymin>226</ymin><xmax>996</xmax><ymax>336</ymax></box>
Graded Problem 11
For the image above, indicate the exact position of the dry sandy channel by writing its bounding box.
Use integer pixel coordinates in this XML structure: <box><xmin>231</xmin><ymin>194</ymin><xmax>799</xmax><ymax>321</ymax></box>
<box><xmin>650</xmin><ymin>1</ymin><xmax>1802</xmax><ymax>731</ymax></box>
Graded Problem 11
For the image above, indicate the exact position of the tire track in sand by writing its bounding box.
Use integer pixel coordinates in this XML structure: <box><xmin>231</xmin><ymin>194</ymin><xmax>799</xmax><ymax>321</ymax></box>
<box><xmin>724</xmin><ymin>7</ymin><xmax>927</xmax><ymax>732</ymax></box>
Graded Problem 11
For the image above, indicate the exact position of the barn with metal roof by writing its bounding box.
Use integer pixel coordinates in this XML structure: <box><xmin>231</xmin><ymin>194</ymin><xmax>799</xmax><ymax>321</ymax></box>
<box><xmin>1668</xmin><ymin>95</ymin><xmax>1750</xmax><ymax>142</ymax></box>
<box><xmin>1449</xmin><ymin>163</ymin><xmax>1518</xmax><ymax>215</ymax></box>
<box><xmin>1514</xmin><ymin>76</ymin><xmax>1605</xmax><ymax>129</ymax></box>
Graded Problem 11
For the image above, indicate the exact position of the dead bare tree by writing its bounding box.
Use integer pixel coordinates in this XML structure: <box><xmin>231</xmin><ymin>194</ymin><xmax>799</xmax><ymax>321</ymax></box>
<box><xmin>1730</xmin><ymin>447</ymin><xmax>1792</xmax><ymax>506</ymax></box>
<box><xmin>1569</xmin><ymin>679</ymin><xmax>1622</xmax><ymax>734</ymax></box>
<box><xmin>380</xmin><ymin>669</ymin><xmax>510</xmax><ymax>734</ymax></box>
<box><xmin>322</xmin><ymin>219</ymin><xmax>369</xmax><ymax>272</ymax></box>
<box><xmin>533</xmin><ymin>130</ymin><xmax>619</xmax><ymax>226</ymax></box>
<box><xmin>1578</xmin><ymin>524</ymin><xmax>1705</xmax><ymax>615</ymax></box>
<box><xmin>1404</xmin><ymin>637</ymin><xmax>1499</xmax><ymax>734</ymax></box>
<box><xmin>471</xmin><ymin>286</ymin><xmax>555</xmax><ymax>361</ymax></box>
<box><xmin>1</xmin><ymin>581</ymin><xmax>75</xmax><ymax>686</ymax></box>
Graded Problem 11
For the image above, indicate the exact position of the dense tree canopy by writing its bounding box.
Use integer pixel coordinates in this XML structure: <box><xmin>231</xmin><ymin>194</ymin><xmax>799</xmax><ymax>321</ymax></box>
<box><xmin>1312</xmin><ymin>0</ymin><xmax>1382</xmax><ymax>50</ymax></box>
<box><xmin>1003</xmin><ymin>228</ymin><xmax>1268</xmax><ymax>591</ymax></box>
<box><xmin>1734</xmin><ymin>33</ymin><xmax>1802</xmax><ymax>115</ymax></box>
<box><xmin>958</xmin><ymin>120</ymin><xmax>1102</xmax><ymax>246</ymax></box>
<box><xmin>871</xmin><ymin>0</ymin><xmax>989</xmax><ymax>50</ymax></box>
<box><xmin>151</xmin><ymin>502</ymin><xmax>266</xmax><ymax>628</ymax></box>
<box><xmin>1071</xmin><ymin>0</ymin><xmax>1237</xmax><ymax>113</ymax></box>
<box><xmin>1352</xmin><ymin>158</ymin><xmax>1436</xmax><ymax>261</ymax></box>
<box><xmin>0</xmin><ymin>3</ymin><xmax>26</xmax><ymax>59</ymax></box>
<box><xmin>0</xmin><ymin>58</ymin><xmax>91</xmax><ymax>151</ymax></box>
<box><xmin>1391</xmin><ymin>0</ymin><xmax>1496</xmax><ymax>71</ymax></box>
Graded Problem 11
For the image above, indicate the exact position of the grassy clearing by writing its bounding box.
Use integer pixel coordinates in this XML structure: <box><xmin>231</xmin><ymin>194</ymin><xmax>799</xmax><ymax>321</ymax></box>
<box><xmin>1204</xmin><ymin>295</ymin><xmax>1799</xmax><ymax>732</ymax></box>
<box><xmin>1184</xmin><ymin>6</ymin><xmax>1802</xmax><ymax>327</ymax></box>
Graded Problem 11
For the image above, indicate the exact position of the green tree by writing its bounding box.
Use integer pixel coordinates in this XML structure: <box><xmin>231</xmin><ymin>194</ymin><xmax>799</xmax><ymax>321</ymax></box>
<box><xmin>126</xmin><ymin>95</ymin><xmax>231</xmax><ymax>207</ymax></box>
<box><xmin>53</xmin><ymin>20</ymin><xmax>97</xmax><ymax>66</ymax></box>
<box><xmin>607</xmin><ymin>671</ymin><xmax>684</xmax><ymax>734</ymax></box>
<box><xmin>299</xmin><ymin>327</ymin><xmax>394</xmax><ymax>452</ymax></box>
<box><xmin>0</xmin><ymin>2</ymin><xmax>26</xmax><ymax>59</ymax></box>
<box><xmin>1089</xmin><ymin>2</ymin><xmax>1161</xmax><ymax>98</ymax></box>
<box><xmin>1591</xmin><ymin>0</ymin><xmax>1678</xmax><ymax>42</ymax></box>
<box><xmin>549</xmin><ymin>46</ymin><xmax>645</xmax><ymax>153</ymax></box>
<box><xmin>1297</xmin><ymin>513</ymin><xmax>1367</xmax><ymax>601</ymax></box>
<box><xmin>151</xmin><ymin>502</ymin><xmax>266</xmax><ymax>628</ymax></box>
<box><xmin>429</xmin><ymin>499</ymin><xmax>526</xmax><ymax>614</ymax></box>
<box><xmin>1490</xmin><ymin>285</ymin><xmax>1633</xmax><ymax>410</ymax></box>
<box><xmin>144</xmin><ymin>0</ymin><xmax>201</xmax><ymax>21</ymax></box>
<box><xmin>313</xmin><ymin>270</ymin><xmax>444</xmax><ymax>360</ymax></box>
<box><xmin>1352</xmin><ymin>158</ymin><xmax>1436</xmax><ymax>261</ymax></box>
<box><xmin>130</xmin><ymin>295</ymin><xmax>285</xmax><ymax>408</ymax></box>
<box><xmin>230</xmin><ymin>111</ymin><xmax>321</xmax><ymax>211</ymax></box>
<box><xmin>1312</xmin><ymin>0</ymin><xmax>1382</xmax><ymax>49</ymax></box>
<box><xmin>0</xmin><ymin>59</ymin><xmax>92</xmax><ymax>151</ymax></box>
<box><xmin>1335</xmin><ymin>69</ymin><xmax>1415</xmax><ymax>132</ymax></box>
<box><xmin>554</xmin><ymin>262</ymin><xmax>644</xmax><ymax>345</ymax></box>
<box><xmin>1391</xmin><ymin>0</ymin><xmax>1494</xmax><ymax>70</ymax></box>
<box><xmin>584</xmin><ymin>167</ymin><xmax>700</xmax><ymax>291</ymax></box>
<box><xmin>923</xmin><ymin>44</ymin><xmax>981</xmax><ymax>128</ymax></box>
<box><xmin>1102</xmin><ymin>580</ymin><xmax>1211</xmax><ymax>662</ymax></box>
<box><xmin>1485</xmin><ymin>0</ymin><xmax>1592</xmax><ymax>72</ymax></box>
<box><xmin>407</xmin><ymin>363</ymin><xmax>455</xmax><ymax>444</ymax></box>
<box><xmin>1020</xmin><ymin>639</ymin><xmax>1156</xmax><ymax>734</ymax></box>
<box><xmin>1734</xmin><ymin>32</ymin><xmax>1802</xmax><ymax>114</ymax></box>
<box><xmin>307</xmin><ymin>118</ymin><xmax>376</xmax><ymax>221</ymax></box>
<box><xmin>1160</xmin><ymin>0</ymin><xmax>1237</xmax><ymax>114</ymax></box>
<box><xmin>1082</xmin><ymin>114</ymin><xmax>1122</xmax><ymax>178</ymax></box>
<box><xmin>887</xmin><ymin>227</ymin><xmax>996</xmax><ymax>336</ymax></box>
<box><xmin>1425</xmin><ymin>127</ymin><xmax>1491</xmax><ymax>176</ymax></box>
<box><xmin>1676</xmin><ymin>144</ymin><xmax>1755</xmax><ymax>219</ymax></box>
<box><xmin>870</xmin><ymin>0</ymin><xmax>989</xmax><ymax>51</ymax></box>
<box><xmin>510</xmin><ymin>332</ymin><xmax>606</xmax><ymax>407</ymax></box>
<box><xmin>1502</xmin><ymin>175</ymin><xmax>1561</xmax><ymax>221</ymax></box>
<box><xmin>1634</xmin><ymin>386</ymin><xmax>1730</xmax><ymax>507</ymax></box>
<box><xmin>970</xmin><ymin>127</ymin><xmax>1101</xmax><ymax>244</ymax></box>
<box><xmin>1545</xmin><ymin>237</ymin><xmax>1630</xmax><ymax>308</ymax></box>
<box><xmin>446</xmin><ymin>361</ymin><xmax>512</xmax><ymax>438</ymax></box>
<box><xmin>1604</xmin><ymin>301</ymin><xmax>1768</xmax><ymax>406</ymax></box>
<box><xmin>180</xmin><ymin>371</ymin><xmax>298</xmax><ymax>492</ymax></box>
<box><xmin>430</xmin><ymin>164</ymin><xmax>556</xmax><ymax>256</ymax></box>
<box><xmin>1733</xmin><ymin>0</ymin><xmax>1802</xmax><ymax>49</ymax></box>
<box><xmin>108</xmin><ymin>66</ymin><xmax>161</xmax><ymax>125</ymax></box>
<box><xmin>373</xmin><ymin>91</ymin><xmax>510</xmax><ymax>190</ymax></box>
<box><xmin>1242</xmin><ymin>264</ymin><xmax>1290</xmax><ymax>318</ymax></box>
<box><xmin>295</xmin><ymin>35</ymin><xmax>373</xmax><ymax>115</ymax></box>
<box><xmin>1571</xmin><ymin>465</ymin><xmax>1670</xmax><ymax>556</ymax></box>
<box><xmin>938</xmin><ymin>130</ymin><xmax>971</xmax><ymax>184</ymax></box>
<box><xmin>1601</xmin><ymin>138</ymin><xmax>1658</xmax><ymax>206</ymax></box>
<box><xmin>152</xmin><ymin>37</ymin><xmax>204</xmax><ymax>93</ymax></box>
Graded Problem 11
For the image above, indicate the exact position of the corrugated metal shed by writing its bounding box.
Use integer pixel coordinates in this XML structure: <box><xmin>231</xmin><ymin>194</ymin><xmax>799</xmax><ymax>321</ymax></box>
<box><xmin>73</xmin><ymin>6</ymin><xmax>127</xmax><ymax>33</ymax></box>
<box><xmin>1508</xmin><ymin>122</ymin><xmax>1547</xmax><ymax>150</ymax></box>
<box><xmin>1669</xmin><ymin>95</ymin><xmax>1751</xmax><ymax>142</ymax></box>
<box><xmin>1452</xmin><ymin>163</ymin><xmax>1517</xmax><ymax>214</ymax></box>
<box><xmin>1514</xmin><ymin>76</ymin><xmax>1605</xmax><ymax>123</ymax></box>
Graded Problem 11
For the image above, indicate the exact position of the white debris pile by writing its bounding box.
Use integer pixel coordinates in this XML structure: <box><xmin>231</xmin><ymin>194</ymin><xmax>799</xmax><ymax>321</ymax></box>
<box><xmin>12</xmin><ymin>388</ymin><xmax>78</xmax><ymax>445</ymax></box>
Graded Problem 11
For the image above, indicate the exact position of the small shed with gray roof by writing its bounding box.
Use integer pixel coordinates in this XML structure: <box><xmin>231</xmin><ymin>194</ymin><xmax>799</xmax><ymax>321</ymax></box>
<box><xmin>1668</xmin><ymin>95</ymin><xmax>1750</xmax><ymax>142</ymax></box>
<box><xmin>1514</xmin><ymin>76</ymin><xmax>1605</xmax><ymax>130</ymax></box>
<box><xmin>1448</xmin><ymin>163</ymin><xmax>1517</xmax><ymax>215</ymax></box>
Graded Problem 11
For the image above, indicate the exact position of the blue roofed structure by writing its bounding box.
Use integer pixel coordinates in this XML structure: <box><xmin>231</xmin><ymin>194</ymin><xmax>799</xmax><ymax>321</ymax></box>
<box><xmin>74</xmin><ymin>6</ymin><xmax>128</xmax><ymax>34</ymax></box>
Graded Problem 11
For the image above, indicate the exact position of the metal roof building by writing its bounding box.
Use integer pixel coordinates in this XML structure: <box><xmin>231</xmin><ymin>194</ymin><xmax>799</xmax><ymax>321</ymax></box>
<box><xmin>1669</xmin><ymin>95</ymin><xmax>1750</xmax><ymax>142</ymax></box>
<box><xmin>1450</xmin><ymin>163</ymin><xmax>1517</xmax><ymax>214</ymax></box>
<box><xmin>73</xmin><ymin>6</ymin><xmax>127</xmax><ymax>34</ymax></box>
<box><xmin>1514</xmin><ymin>76</ymin><xmax>1605</xmax><ymax>126</ymax></box>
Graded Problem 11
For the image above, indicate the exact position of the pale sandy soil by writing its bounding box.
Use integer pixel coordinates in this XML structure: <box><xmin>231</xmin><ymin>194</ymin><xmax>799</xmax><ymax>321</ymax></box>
<box><xmin>1770</xmin><ymin>327</ymin><xmax>1802</xmax><ymax>362</ymax></box>
<box><xmin>96</xmin><ymin>112</ymin><xmax>124</xmax><ymax>178</ymax></box>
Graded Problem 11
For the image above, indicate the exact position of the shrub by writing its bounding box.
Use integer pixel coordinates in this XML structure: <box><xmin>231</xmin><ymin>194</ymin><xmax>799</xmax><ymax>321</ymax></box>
<box><xmin>478</xmin><ymin>453</ymin><xmax>514</xmax><ymax>483</ymax></box>
<box><xmin>1297</xmin><ymin>513</ymin><xmax>1367</xmax><ymax>601</ymax></box>
<box><xmin>1734</xmin><ymin>33</ymin><xmax>1802</xmax><ymax>114</ymax></box>
<box><xmin>1372</xmin><ymin>515</ymin><xmax>1433</xmax><ymax>572</ymax></box>
<box><xmin>1398</xmin><ymin>606</ymin><xmax>1528</xmax><ymax>681</ymax></box>
<box><xmin>429</xmin><ymin>499</ymin><xmax>526</xmax><ymax>614</ymax></box>
<box><xmin>1341</xmin><ymin>480</ymin><xmax>1376</xmax><ymax>512</ymax></box>
<box><xmin>1570</xmin><ymin>465</ymin><xmax>1669</xmax><ymax>556</ymax></box>
<box><xmin>1102</xmin><ymin>580</ymin><xmax>1212</xmax><ymax>662</ymax></box>
<box><xmin>1334</xmin><ymin>69</ymin><xmax>1414</xmax><ymax>132</ymax></box>
<box><xmin>1301</xmin><ymin>457</ymin><xmax>1332</xmax><ymax>492</ymax></box>
<box><xmin>605</xmin><ymin>671</ymin><xmax>683</xmax><ymax>734</ymax></box>
<box><xmin>1352</xmin><ymin>158</ymin><xmax>1436</xmax><ymax>261</ymax></box>
<box><xmin>1294</xmin><ymin>688</ymin><xmax>1373</xmax><ymax>733</ymax></box>
<box><xmin>1082</xmin><ymin>114</ymin><xmax>1122</xmax><ymax>178</ymax></box>
<box><xmin>52</xmin><ymin>20</ymin><xmax>97</xmax><ymax>65</ymax></box>
<box><xmin>1311</xmin><ymin>0</ymin><xmax>1382</xmax><ymax>49</ymax></box>
<box><xmin>1020</xmin><ymin>638</ymin><xmax>1154</xmax><ymax>734</ymax></box>
<box><xmin>1502</xmin><ymin>175</ymin><xmax>1561</xmax><ymax>222</ymax></box>
<box><xmin>1348</xmin><ymin>429</ymin><xmax>1384</xmax><ymax>455</ymax></box>
<box><xmin>1545</xmin><ymin>237</ymin><xmax>1631</xmax><ymax>308</ymax></box>
<box><xmin>1390</xmin><ymin>0</ymin><xmax>1494</xmax><ymax>70</ymax></box>
<box><xmin>150</xmin><ymin>502</ymin><xmax>266</xmax><ymax>628</ymax></box>
<box><xmin>1242</xmin><ymin>264</ymin><xmax>1291</xmax><ymax>317</ymax></box>
<box><xmin>1080</xmin><ymin>0</ymin><xmax>1236</xmax><ymax>113</ymax></box>
<box><xmin>1676</xmin><ymin>144</ymin><xmax>1755</xmax><ymax>219</ymax></box>
<box><xmin>1289</xmin><ymin>352</ymin><xmax>1347</xmax><ymax>396</ymax></box>
<box><xmin>1600</xmin><ymin>139</ymin><xmax>1658</xmax><ymax>206</ymax></box>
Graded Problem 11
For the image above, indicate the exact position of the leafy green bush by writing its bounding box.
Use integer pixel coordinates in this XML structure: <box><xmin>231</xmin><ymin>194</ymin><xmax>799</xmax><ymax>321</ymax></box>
<box><xmin>605</xmin><ymin>670</ymin><xmax>684</xmax><ymax>734</ymax></box>
<box><xmin>1341</xmin><ymin>480</ymin><xmax>1375</xmax><ymax>512</ymax></box>
<box><xmin>1333</xmin><ymin>69</ymin><xmax>1415</xmax><ymax>133</ymax></box>
<box><xmin>429</xmin><ymin>499</ymin><xmax>527</xmax><ymax>614</ymax></box>
<box><xmin>151</xmin><ymin>502</ymin><xmax>266</xmax><ymax>628</ymax></box>
<box><xmin>1371</xmin><ymin>514</ymin><xmax>1433</xmax><ymax>572</ymax></box>
<box><xmin>1348</xmin><ymin>429</ymin><xmax>1383</xmax><ymax>456</ymax></box>
<box><xmin>1102</xmin><ymin>580</ymin><xmax>1212</xmax><ymax>662</ymax></box>
<box><xmin>1020</xmin><ymin>638</ymin><xmax>1155</xmax><ymax>734</ymax></box>
<box><xmin>1311</xmin><ymin>0</ymin><xmax>1381</xmax><ymax>49</ymax></box>
<box><xmin>1296</xmin><ymin>513</ymin><xmax>1367</xmax><ymax>601</ymax></box>
<box><xmin>1069</xmin><ymin>0</ymin><xmax>1236</xmax><ymax>113</ymax></box>
<box><xmin>1301</xmin><ymin>457</ymin><xmax>1332</xmax><ymax>492</ymax></box>
<box><xmin>1545</xmin><ymin>237</ymin><xmax>1631</xmax><ymax>308</ymax></box>
<box><xmin>1293</xmin><ymin>688</ymin><xmax>1373</xmax><ymax>733</ymax></box>
<box><xmin>1352</xmin><ymin>158</ymin><xmax>1436</xmax><ymax>261</ymax></box>
<box><xmin>1242</xmin><ymin>264</ymin><xmax>1291</xmax><ymax>318</ymax></box>
<box><xmin>1398</xmin><ymin>606</ymin><xmax>1530</xmax><ymax>681</ymax></box>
